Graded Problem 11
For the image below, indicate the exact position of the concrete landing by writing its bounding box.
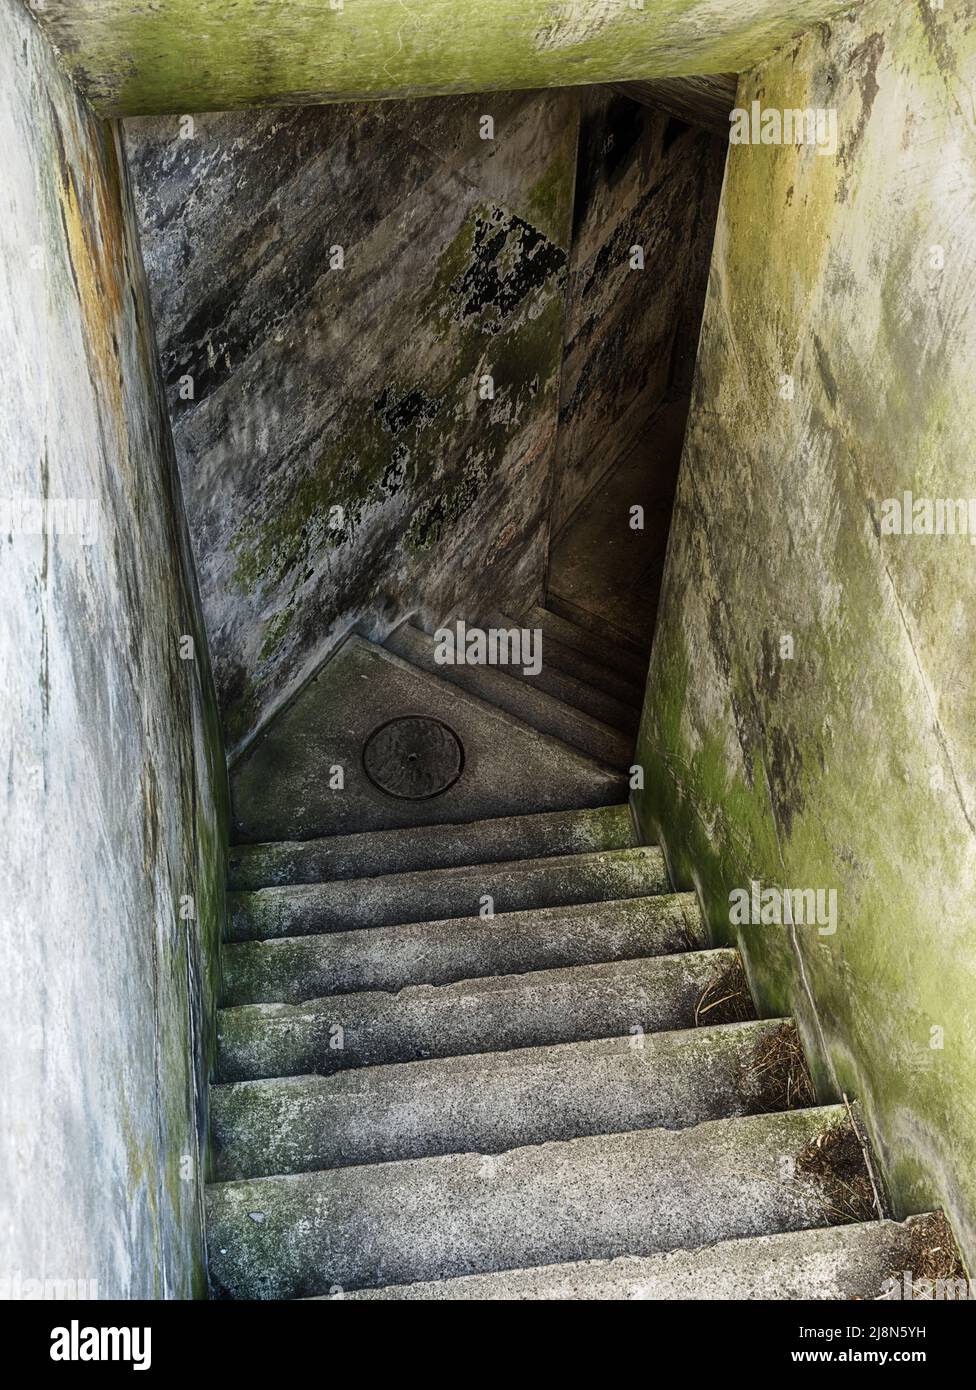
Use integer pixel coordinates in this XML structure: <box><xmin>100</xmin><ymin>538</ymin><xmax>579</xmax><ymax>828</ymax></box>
<box><xmin>230</xmin><ymin>636</ymin><xmax>625</xmax><ymax>842</ymax></box>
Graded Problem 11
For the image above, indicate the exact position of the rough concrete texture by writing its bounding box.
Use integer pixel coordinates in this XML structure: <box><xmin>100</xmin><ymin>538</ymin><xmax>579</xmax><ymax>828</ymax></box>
<box><xmin>228</xmin><ymin>803</ymin><xmax>636</xmax><ymax>891</ymax></box>
<box><xmin>230</xmin><ymin>637</ymin><xmax>626</xmax><ymax>843</ymax></box>
<box><xmin>499</xmin><ymin>607</ymin><xmax>645</xmax><ymax>704</ymax></box>
<box><xmin>206</xmin><ymin>1105</ymin><xmax>861</xmax><ymax>1298</ymax></box>
<box><xmin>0</xmin><ymin>0</ymin><xmax>226</xmax><ymax>1297</ymax></box>
<box><xmin>634</xmin><ymin>0</ymin><xmax>976</xmax><ymax>1268</ymax></box>
<box><xmin>480</xmin><ymin>608</ymin><xmax>643</xmax><ymax>729</ymax></box>
<box><xmin>222</xmin><ymin>894</ymin><xmax>704</xmax><ymax>1004</ymax></box>
<box><xmin>551</xmin><ymin>91</ymin><xmax>726</xmax><ymax>534</ymax></box>
<box><xmin>216</xmin><ymin>950</ymin><xmax>749</xmax><ymax>1081</ymax></box>
<box><xmin>30</xmin><ymin>0</ymin><xmax>860</xmax><ymax>117</ymax></box>
<box><xmin>228</xmin><ymin>847</ymin><xmax>669</xmax><ymax>941</ymax></box>
<box><xmin>124</xmin><ymin>92</ymin><xmax>578</xmax><ymax>751</ymax></box>
<box><xmin>341</xmin><ymin>1214</ymin><xmax>940</xmax><ymax>1301</ymax></box>
<box><xmin>386</xmin><ymin>622</ymin><xmax>634</xmax><ymax>768</ymax></box>
<box><xmin>211</xmin><ymin>1019</ymin><xmax>804</xmax><ymax>1179</ymax></box>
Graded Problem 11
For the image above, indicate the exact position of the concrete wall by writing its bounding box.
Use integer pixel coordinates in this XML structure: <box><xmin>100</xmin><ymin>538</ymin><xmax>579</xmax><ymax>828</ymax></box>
<box><xmin>125</xmin><ymin>92</ymin><xmax>578</xmax><ymax>753</ymax></box>
<box><xmin>0</xmin><ymin>0</ymin><xmax>226</xmax><ymax>1298</ymax></box>
<box><xmin>635</xmin><ymin>0</ymin><xmax>976</xmax><ymax>1267</ymax></box>
<box><xmin>552</xmin><ymin>90</ymin><xmax>726</xmax><ymax>535</ymax></box>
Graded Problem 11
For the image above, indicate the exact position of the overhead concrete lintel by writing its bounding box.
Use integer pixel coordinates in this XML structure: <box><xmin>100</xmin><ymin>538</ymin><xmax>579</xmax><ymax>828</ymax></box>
<box><xmin>28</xmin><ymin>0</ymin><xmax>861</xmax><ymax>118</ymax></box>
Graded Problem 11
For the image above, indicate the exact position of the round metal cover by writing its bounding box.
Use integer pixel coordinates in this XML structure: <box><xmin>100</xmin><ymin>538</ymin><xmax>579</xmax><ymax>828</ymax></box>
<box><xmin>362</xmin><ymin>716</ymin><xmax>464</xmax><ymax>800</ymax></box>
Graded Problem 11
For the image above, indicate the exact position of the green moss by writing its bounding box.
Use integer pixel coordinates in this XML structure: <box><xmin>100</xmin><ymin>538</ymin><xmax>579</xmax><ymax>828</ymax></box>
<box><xmin>259</xmin><ymin>606</ymin><xmax>296</xmax><ymax>662</ymax></box>
<box><xmin>523</xmin><ymin>144</ymin><xmax>577</xmax><ymax>247</ymax></box>
<box><xmin>49</xmin><ymin>1</ymin><xmax>859</xmax><ymax>117</ymax></box>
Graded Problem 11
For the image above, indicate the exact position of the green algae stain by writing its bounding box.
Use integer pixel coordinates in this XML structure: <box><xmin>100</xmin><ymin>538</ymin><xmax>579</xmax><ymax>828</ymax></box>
<box><xmin>59</xmin><ymin>1</ymin><xmax>860</xmax><ymax>117</ymax></box>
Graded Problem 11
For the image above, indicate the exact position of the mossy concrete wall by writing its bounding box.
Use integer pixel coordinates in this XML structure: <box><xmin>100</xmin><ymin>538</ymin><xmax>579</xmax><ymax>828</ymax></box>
<box><xmin>0</xmin><ymin>0</ymin><xmax>227</xmax><ymax>1297</ymax></box>
<box><xmin>32</xmin><ymin>0</ymin><xmax>861</xmax><ymax>118</ymax></box>
<box><xmin>553</xmin><ymin>90</ymin><xmax>726</xmax><ymax>535</ymax></box>
<box><xmin>635</xmin><ymin>0</ymin><xmax>976</xmax><ymax>1266</ymax></box>
<box><xmin>125</xmin><ymin>93</ymin><xmax>578</xmax><ymax>754</ymax></box>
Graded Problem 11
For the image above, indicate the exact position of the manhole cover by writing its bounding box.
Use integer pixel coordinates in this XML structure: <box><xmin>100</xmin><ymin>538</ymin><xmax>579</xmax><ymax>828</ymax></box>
<box><xmin>362</xmin><ymin>716</ymin><xmax>464</xmax><ymax>800</ymax></box>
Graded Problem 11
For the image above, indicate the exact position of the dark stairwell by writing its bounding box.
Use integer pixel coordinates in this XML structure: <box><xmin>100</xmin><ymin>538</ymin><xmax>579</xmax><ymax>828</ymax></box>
<box><xmin>120</xmin><ymin>74</ymin><xmax>966</xmax><ymax>1300</ymax></box>
<box><xmin>8</xmin><ymin>0</ymin><xmax>974</xmax><ymax>1308</ymax></box>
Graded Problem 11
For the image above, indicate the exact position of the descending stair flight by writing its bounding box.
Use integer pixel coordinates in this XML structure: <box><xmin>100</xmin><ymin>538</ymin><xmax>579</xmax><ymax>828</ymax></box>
<box><xmin>207</xmin><ymin>606</ymin><xmax>939</xmax><ymax>1300</ymax></box>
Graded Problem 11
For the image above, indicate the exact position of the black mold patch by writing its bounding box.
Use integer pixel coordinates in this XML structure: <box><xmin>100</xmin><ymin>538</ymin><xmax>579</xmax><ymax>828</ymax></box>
<box><xmin>662</xmin><ymin>115</ymin><xmax>692</xmax><ymax>154</ymax></box>
<box><xmin>374</xmin><ymin>385</ymin><xmax>441</xmax><ymax>436</ymax></box>
<box><xmin>572</xmin><ymin>94</ymin><xmax>646</xmax><ymax>239</ymax></box>
<box><xmin>448</xmin><ymin>209</ymin><xmax>566</xmax><ymax>331</ymax></box>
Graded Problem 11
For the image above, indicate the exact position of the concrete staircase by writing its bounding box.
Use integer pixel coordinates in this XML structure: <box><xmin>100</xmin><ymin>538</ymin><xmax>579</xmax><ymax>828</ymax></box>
<box><xmin>208</xmin><ymin>605</ymin><xmax>933</xmax><ymax>1300</ymax></box>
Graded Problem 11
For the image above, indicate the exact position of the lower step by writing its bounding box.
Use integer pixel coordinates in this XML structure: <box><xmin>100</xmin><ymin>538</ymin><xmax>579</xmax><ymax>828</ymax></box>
<box><xmin>221</xmin><ymin>893</ymin><xmax>704</xmax><ymax>1004</ymax></box>
<box><xmin>329</xmin><ymin>1214</ymin><xmax>939</xmax><ymax>1301</ymax></box>
<box><xmin>211</xmin><ymin>1019</ymin><xmax>808</xmax><ymax>1180</ymax></box>
<box><xmin>216</xmin><ymin>949</ymin><xmax>752</xmax><ymax>1081</ymax></box>
<box><xmin>227</xmin><ymin>804</ymin><xmax>636</xmax><ymax>892</ymax></box>
<box><xmin>227</xmin><ymin>846</ymin><xmax>668</xmax><ymax>942</ymax></box>
<box><xmin>206</xmin><ymin>1105</ymin><xmax>874</xmax><ymax>1299</ymax></box>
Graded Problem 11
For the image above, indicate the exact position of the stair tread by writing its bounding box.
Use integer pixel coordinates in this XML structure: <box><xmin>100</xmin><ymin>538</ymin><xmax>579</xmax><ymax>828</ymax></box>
<box><xmin>210</xmin><ymin>1018</ymin><xmax>806</xmax><ymax>1180</ymax></box>
<box><xmin>328</xmin><ymin>1215</ymin><xmax>936</xmax><ymax>1301</ymax></box>
<box><xmin>483</xmin><ymin>607</ymin><xmax>644</xmax><ymax>711</ymax></box>
<box><xmin>221</xmin><ymin>892</ymin><xmax>704</xmax><ymax>1004</ymax></box>
<box><xmin>216</xmin><ymin>948</ymin><xmax>753</xmax><ymax>1080</ymax></box>
<box><xmin>205</xmin><ymin>1105</ymin><xmax>871</xmax><ymax>1299</ymax></box>
<box><xmin>227</xmin><ymin>844</ymin><xmax>669</xmax><ymax>942</ymax></box>
<box><xmin>526</xmin><ymin>604</ymin><xmax>650</xmax><ymax>682</ymax></box>
<box><xmin>544</xmin><ymin>589</ymin><xmax>651</xmax><ymax>665</ymax></box>
<box><xmin>228</xmin><ymin>803</ymin><xmax>636</xmax><ymax>891</ymax></box>
<box><xmin>386</xmin><ymin>622</ymin><xmax>633</xmax><ymax>768</ymax></box>
<box><xmin>442</xmin><ymin>606</ymin><xmax>643</xmax><ymax>732</ymax></box>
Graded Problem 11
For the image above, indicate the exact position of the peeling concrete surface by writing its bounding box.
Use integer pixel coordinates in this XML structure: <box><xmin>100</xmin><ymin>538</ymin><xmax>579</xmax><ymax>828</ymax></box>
<box><xmin>635</xmin><ymin>0</ymin><xmax>976</xmax><ymax>1268</ymax></box>
<box><xmin>124</xmin><ymin>93</ymin><xmax>578</xmax><ymax>752</ymax></box>
<box><xmin>28</xmin><ymin>0</ymin><xmax>862</xmax><ymax>118</ymax></box>
<box><xmin>0</xmin><ymin>0</ymin><xmax>226</xmax><ymax>1297</ymax></box>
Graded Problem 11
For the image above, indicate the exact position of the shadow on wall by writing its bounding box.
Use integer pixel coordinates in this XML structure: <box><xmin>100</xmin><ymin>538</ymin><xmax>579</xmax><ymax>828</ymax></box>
<box><xmin>547</xmin><ymin>90</ymin><xmax>727</xmax><ymax>649</ymax></box>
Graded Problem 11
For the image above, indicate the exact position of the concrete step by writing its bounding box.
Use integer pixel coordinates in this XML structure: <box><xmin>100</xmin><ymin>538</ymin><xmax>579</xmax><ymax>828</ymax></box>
<box><xmin>333</xmin><ymin>1214</ymin><xmax>938</xmax><ymax>1301</ymax></box>
<box><xmin>545</xmin><ymin>590</ymin><xmax>651</xmax><ymax>669</ymax></box>
<box><xmin>222</xmin><ymin>893</ymin><xmax>705</xmax><ymax>1004</ymax></box>
<box><xmin>526</xmin><ymin>604</ymin><xmax>649</xmax><ymax>683</ymax></box>
<box><xmin>502</xmin><ymin>607</ymin><xmax>644</xmax><ymax>707</ymax></box>
<box><xmin>227</xmin><ymin>845</ymin><xmax>668</xmax><ymax>943</ymax></box>
<box><xmin>216</xmin><ymin>949</ymin><xmax>752</xmax><ymax>1081</ymax></box>
<box><xmin>479</xmin><ymin>629</ymin><xmax>641</xmax><ymax>733</ymax></box>
<box><xmin>385</xmin><ymin>623</ymin><xmax>633</xmax><ymax>769</ymax></box>
<box><xmin>211</xmin><ymin>1018</ymin><xmax>804</xmax><ymax>1180</ymax></box>
<box><xmin>489</xmin><ymin>608</ymin><xmax>650</xmax><ymax>711</ymax></box>
<box><xmin>206</xmin><ymin>1104</ymin><xmax>871</xmax><ymax>1299</ymax></box>
<box><xmin>228</xmin><ymin>803</ymin><xmax>635</xmax><ymax>891</ymax></box>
